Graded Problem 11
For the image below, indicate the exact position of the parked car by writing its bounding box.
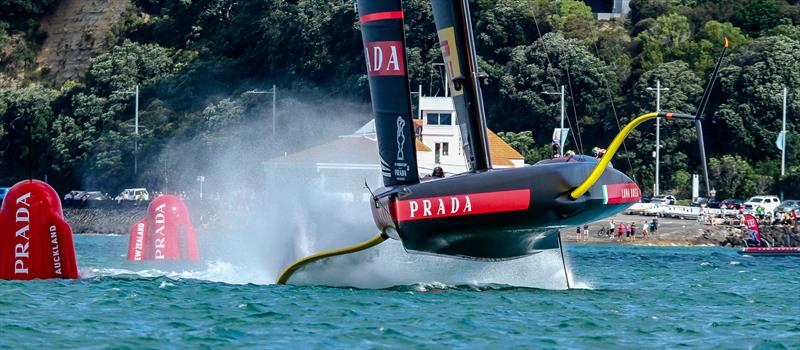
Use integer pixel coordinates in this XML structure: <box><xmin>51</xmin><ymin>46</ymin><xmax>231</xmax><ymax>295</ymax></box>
<box><xmin>0</xmin><ymin>187</ymin><xmax>9</xmax><ymax>202</ymax></box>
<box><xmin>651</xmin><ymin>195</ymin><xmax>676</xmax><ymax>205</ymax></box>
<box><xmin>720</xmin><ymin>198</ymin><xmax>744</xmax><ymax>210</ymax></box>
<box><xmin>64</xmin><ymin>190</ymin><xmax>86</xmax><ymax>201</ymax></box>
<box><xmin>743</xmin><ymin>196</ymin><xmax>781</xmax><ymax>213</ymax></box>
<box><xmin>115</xmin><ymin>188</ymin><xmax>150</xmax><ymax>201</ymax></box>
<box><xmin>691</xmin><ymin>197</ymin><xmax>721</xmax><ymax>208</ymax></box>
<box><xmin>80</xmin><ymin>191</ymin><xmax>107</xmax><ymax>201</ymax></box>
<box><xmin>774</xmin><ymin>200</ymin><xmax>800</xmax><ymax>217</ymax></box>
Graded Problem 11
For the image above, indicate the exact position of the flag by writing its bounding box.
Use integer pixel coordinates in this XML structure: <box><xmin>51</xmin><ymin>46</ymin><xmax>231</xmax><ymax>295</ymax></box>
<box><xmin>552</xmin><ymin>128</ymin><xmax>569</xmax><ymax>147</ymax></box>
<box><xmin>776</xmin><ymin>130</ymin><xmax>786</xmax><ymax>151</ymax></box>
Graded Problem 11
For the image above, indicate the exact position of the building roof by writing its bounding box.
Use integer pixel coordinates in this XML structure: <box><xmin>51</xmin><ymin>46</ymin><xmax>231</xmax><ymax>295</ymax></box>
<box><xmin>266</xmin><ymin>136</ymin><xmax>379</xmax><ymax>168</ymax></box>
<box><xmin>416</xmin><ymin>139</ymin><xmax>432</xmax><ymax>152</ymax></box>
<box><xmin>265</xmin><ymin>120</ymin><xmax>524</xmax><ymax>169</ymax></box>
<box><xmin>420</xmin><ymin>96</ymin><xmax>455</xmax><ymax>111</ymax></box>
<box><xmin>487</xmin><ymin>129</ymin><xmax>524</xmax><ymax>167</ymax></box>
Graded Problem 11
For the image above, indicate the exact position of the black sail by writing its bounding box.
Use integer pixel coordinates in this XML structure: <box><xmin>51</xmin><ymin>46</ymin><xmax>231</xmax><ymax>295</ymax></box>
<box><xmin>357</xmin><ymin>0</ymin><xmax>420</xmax><ymax>186</ymax></box>
<box><xmin>431</xmin><ymin>0</ymin><xmax>492</xmax><ymax>171</ymax></box>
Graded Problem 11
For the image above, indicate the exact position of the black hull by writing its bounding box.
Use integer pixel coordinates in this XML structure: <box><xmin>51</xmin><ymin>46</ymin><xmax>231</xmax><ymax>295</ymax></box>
<box><xmin>372</xmin><ymin>158</ymin><xmax>640</xmax><ymax>260</ymax></box>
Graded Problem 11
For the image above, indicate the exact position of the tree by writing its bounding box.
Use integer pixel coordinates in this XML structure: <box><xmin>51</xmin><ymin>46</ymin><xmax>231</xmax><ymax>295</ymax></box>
<box><xmin>713</xmin><ymin>35</ymin><xmax>800</xmax><ymax>163</ymax></box>
<box><xmin>87</xmin><ymin>40</ymin><xmax>179</xmax><ymax>95</ymax></box>
<box><xmin>488</xmin><ymin>32</ymin><xmax>618</xmax><ymax>151</ymax></box>
<box><xmin>733</xmin><ymin>0</ymin><xmax>780</xmax><ymax>33</ymax></box>
<box><xmin>635</xmin><ymin>14</ymin><xmax>693</xmax><ymax>71</ymax></box>
<box><xmin>497</xmin><ymin>130</ymin><xmax>544</xmax><ymax>164</ymax></box>
<box><xmin>0</xmin><ymin>85</ymin><xmax>56</xmax><ymax>184</ymax></box>
<box><xmin>546</xmin><ymin>0</ymin><xmax>594</xmax><ymax>39</ymax></box>
<box><xmin>709</xmin><ymin>154</ymin><xmax>772</xmax><ymax>198</ymax></box>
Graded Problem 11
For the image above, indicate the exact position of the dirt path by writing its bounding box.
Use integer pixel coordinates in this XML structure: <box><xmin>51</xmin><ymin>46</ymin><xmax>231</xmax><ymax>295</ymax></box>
<box><xmin>36</xmin><ymin>0</ymin><xmax>130</xmax><ymax>85</ymax></box>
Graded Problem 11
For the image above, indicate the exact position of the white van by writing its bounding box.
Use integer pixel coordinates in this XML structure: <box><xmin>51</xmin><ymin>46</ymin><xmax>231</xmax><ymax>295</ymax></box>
<box><xmin>116</xmin><ymin>188</ymin><xmax>150</xmax><ymax>201</ymax></box>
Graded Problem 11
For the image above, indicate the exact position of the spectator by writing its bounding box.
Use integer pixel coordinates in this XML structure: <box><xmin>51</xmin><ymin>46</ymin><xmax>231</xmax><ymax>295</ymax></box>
<box><xmin>642</xmin><ymin>221</ymin><xmax>649</xmax><ymax>239</ymax></box>
<box><xmin>583</xmin><ymin>224</ymin><xmax>589</xmax><ymax>239</ymax></box>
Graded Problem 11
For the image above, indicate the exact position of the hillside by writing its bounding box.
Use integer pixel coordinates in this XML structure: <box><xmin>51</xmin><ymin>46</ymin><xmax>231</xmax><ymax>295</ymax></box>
<box><xmin>1</xmin><ymin>0</ymin><xmax>800</xmax><ymax>200</ymax></box>
<box><xmin>36</xmin><ymin>0</ymin><xmax>131</xmax><ymax>85</ymax></box>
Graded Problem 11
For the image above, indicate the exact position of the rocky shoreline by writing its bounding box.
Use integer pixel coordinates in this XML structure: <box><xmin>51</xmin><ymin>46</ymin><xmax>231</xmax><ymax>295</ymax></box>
<box><xmin>570</xmin><ymin>214</ymin><xmax>800</xmax><ymax>247</ymax></box>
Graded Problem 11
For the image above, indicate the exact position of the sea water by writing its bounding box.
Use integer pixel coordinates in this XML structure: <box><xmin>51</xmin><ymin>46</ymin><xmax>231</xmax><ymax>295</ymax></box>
<box><xmin>1</xmin><ymin>234</ymin><xmax>798</xmax><ymax>348</ymax></box>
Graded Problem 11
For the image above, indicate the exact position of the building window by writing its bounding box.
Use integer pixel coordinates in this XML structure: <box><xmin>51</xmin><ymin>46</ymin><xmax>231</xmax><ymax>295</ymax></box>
<box><xmin>426</xmin><ymin>112</ymin><xmax>453</xmax><ymax>125</ymax></box>
<box><xmin>442</xmin><ymin>142</ymin><xmax>449</xmax><ymax>156</ymax></box>
<box><xmin>439</xmin><ymin>113</ymin><xmax>452</xmax><ymax>125</ymax></box>
<box><xmin>427</xmin><ymin>113</ymin><xmax>439</xmax><ymax>125</ymax></box>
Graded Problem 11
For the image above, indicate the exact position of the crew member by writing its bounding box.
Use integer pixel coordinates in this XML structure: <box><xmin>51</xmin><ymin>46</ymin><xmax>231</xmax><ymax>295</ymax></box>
<box><xmin>432</xmin><ymin>166</ymin><xmax>444</xmax><ymax>178</ymax></box>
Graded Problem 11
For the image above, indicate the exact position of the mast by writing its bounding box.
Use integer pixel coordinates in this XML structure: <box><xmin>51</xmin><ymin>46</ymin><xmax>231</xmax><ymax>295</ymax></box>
<box><xmin>356</xmin><ymin>0</ymin><xmax>420</xmax><ymax>186</ymax></box>
<box><xmin>431</xmin><ymin>0</ymin><xmax>492</xmax><ymax>171</ymax></box>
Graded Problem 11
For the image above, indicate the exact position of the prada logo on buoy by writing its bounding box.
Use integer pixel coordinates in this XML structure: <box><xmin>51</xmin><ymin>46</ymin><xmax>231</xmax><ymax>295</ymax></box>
<box><xmin>395</xmin><ymin>189</ymin><xmax>530</xmax><ymax>222</ymax></box>
<box><xmin>153</xmin><ymin>203</ymin><xmax>167</xmax><ymax>259</ymax></box>
<box><xmin>364</xmin><ymin>41</ymin><xmax>405</xmax><ymax>76</ymax></box>
<box><xmin>133</xmin><ymin>222</ymin><xmax>145</xmax><ymax>261</ymax></box>
<box><xmin>49</xmin><ymin>225</ymin><xmax>62</xmax><ymax>275</ymax></box>
<box><xmin>14</xmin><ymin>192</ymin><xmax>32</xmax><ymax>275</ymax></box>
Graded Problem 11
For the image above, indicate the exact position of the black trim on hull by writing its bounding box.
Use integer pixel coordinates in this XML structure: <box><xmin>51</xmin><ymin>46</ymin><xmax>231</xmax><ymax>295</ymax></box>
<box><xmin>372</xmin><ymin>158</ymin><xmax>640</xmax><ymax>260</ymax></box>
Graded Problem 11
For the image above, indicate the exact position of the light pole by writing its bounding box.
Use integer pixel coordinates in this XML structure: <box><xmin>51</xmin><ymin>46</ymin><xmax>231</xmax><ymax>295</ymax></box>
<box><xmin>113</xmin><ymin>85</ymin><xmax>139</xmax><ymax>176</ymax></box>
<box><xmin>781</xmin><ymin>87</ymin><xmax>788</xmax><ymax>177</ymax></box>
<box><xmin>543</xmin><ymin>85</ymin><xmax>566</xmax><ymax>156</ymax></box>
<box><xmin>647</xmin><ymin>80</ymin><xmax>669</xmax><ymax>196</ymax></box>
<box><xmin>244</xmin><ymin>84</ymin><xmax>277</xmax><ymax>136</ymax></box>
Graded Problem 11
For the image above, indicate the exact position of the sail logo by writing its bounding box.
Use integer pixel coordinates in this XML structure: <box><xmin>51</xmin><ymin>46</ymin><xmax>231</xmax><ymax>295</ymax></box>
<box><xmin>364</xmin><ymin>41</ymin><xmax>405</xmax><ymax>76</ymax></box>
<box><xmin>396</xmin><ymin>116</ymin><xmax>406</xmax><ymax>161</ymax></box>
<box><xmin>394</xmin><ymin>189</ymin><xmax>530</xmax><ymax>221</ymax></box>
<box><xmin>437</xmin><ymin>27</ymin><xmax>463</xmax><ymax>96</ymax></box>
<box><xmin>13</xmin><ymin>192</ymin><xmax>32</xmax><ymax>275</ymax></box>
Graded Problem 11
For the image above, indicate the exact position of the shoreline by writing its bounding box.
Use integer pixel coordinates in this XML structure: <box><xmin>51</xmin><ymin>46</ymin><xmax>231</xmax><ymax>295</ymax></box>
<box><xmin>63</xmin><ymin>208</ymin><xmax>799</xmax><ymax>248</ymax></box>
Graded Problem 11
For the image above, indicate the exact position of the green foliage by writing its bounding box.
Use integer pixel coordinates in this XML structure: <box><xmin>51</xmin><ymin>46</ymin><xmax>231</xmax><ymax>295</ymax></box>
<box><xmin>0</xmin><ymin>0</ymin><xmax>56</xmax><ymax>31</ymax></box>
<box><xmin>87</xmin><ymin>40</ymin><xmax>180</xmax><ymax>94</ymax></box>
<box><xmin>714</xmin><ymin>35</ymin><xmax>800</xmax><ymax>159</ymax></box>
<box><xmin>635</xmin><ymin>14</ymin><xmax>693</xmax><ymax>70</ymax></box>
<box><xmin>496</xmin><ymin>130</ymin><xmax>547</xmax><ymax>164</ymax></box>
<box><xmin>709</xmin><ymin>154</ymin><xmax>773</xmax><ymax>198</ymax></box>
<box><xmin>1</xmin><ymin>0</ymin><xmax>800</xmax><ymax>199</ymax></box>
<box><xmin>490</xmin><ymin>32</ymin><xmax>618</xmax><ymax>148</ymax></box>
<box><xmin>733</xmin><ymin>0</ymin><xmax>780</xmax><ymax>33</ymax></box>
<box><xmin>547</xmin><ymin>0</ymin><xmax>594</xmax><ymax>39</ymax></box>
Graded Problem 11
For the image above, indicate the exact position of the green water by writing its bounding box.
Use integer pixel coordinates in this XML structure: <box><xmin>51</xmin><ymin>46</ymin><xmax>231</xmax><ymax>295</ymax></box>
<box><xmin>1</xmin><ymin>234</ymin><xmax>798</xmax><ymax>348</ymax></box>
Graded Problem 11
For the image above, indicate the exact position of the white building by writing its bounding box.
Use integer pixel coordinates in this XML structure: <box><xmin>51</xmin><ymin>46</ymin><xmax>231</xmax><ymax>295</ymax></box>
<box><xmin>264</xmin><ymin>96</ymin><xmax>525</xmax><ymax>197</ymax></box>
<box><xmin>415</xmin><ymin>96</ymin><xmax>525</xmax><ymax>176</ymax></box>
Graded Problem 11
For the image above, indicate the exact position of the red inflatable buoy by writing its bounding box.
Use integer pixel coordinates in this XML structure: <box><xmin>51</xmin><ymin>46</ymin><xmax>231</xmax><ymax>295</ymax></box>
<box><xmin>127</xmin><ymin>195</ymin><xmax>199</xmax><ymax>261</ymax></box>
<box><xmin>0</xmin><ymin>180</ymin><xmax>79</xmax><ymax>280</ymax></box>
